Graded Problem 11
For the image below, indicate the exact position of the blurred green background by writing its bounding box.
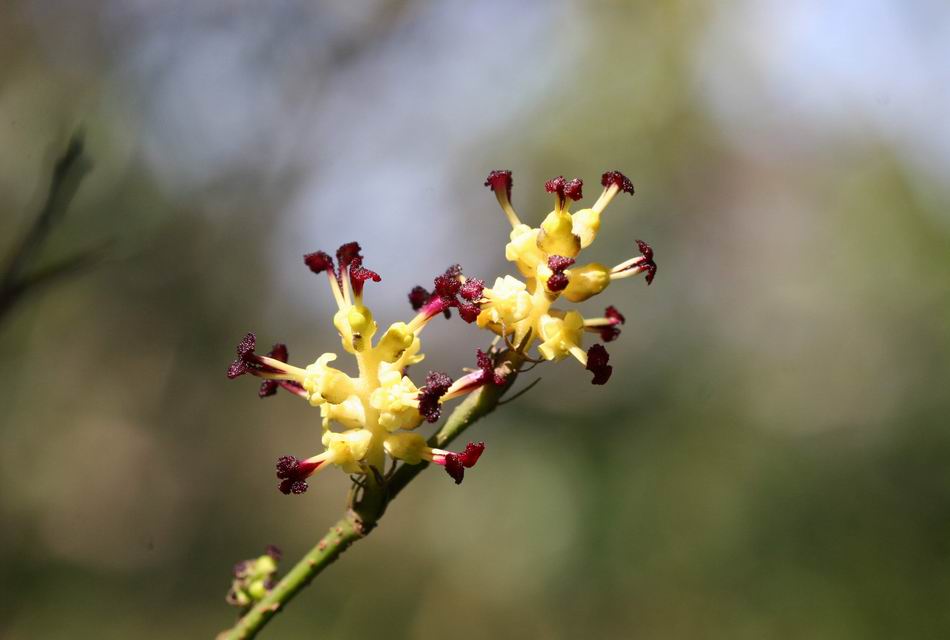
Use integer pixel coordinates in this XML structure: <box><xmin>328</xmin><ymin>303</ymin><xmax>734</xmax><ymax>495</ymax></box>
<box><xmin>2</xmin><ymin>1</ymin><xmax>950</xmax><ymax>638</ymax></box>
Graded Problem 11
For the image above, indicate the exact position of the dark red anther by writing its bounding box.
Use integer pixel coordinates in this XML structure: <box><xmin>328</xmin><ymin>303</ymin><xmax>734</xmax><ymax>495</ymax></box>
<box><xmin>258</xmin><ymin>343</ymin><xmax>288</xmax><ymax>397</ymax></box>
<box><xmin>546</xmin><ymin>255</ymin><xmax>576</xmax><ymax>292</ymax></box>
<box><xmin>605</xmin><ymin>306</ymin><xmax>625</xmax><ymax>325</ymax></box>
<box><xmin>459</xmin><ymin>277</ymin><xmax>485</xmax><ymax>301</ymax></box>
<box><xmin>336</xmin><ymin>242</ymin><xmax>362</xmax><ymax>273</ymax></box>
<box><xmin>476</xmin><ymin>349</ymin><xmax>507</xmax><ymax>386</ymax></box>
<box><xmin>440</xmin><ymin>441</ymin><xmax>485</xmax><ymax>484</ymax></box>
<box><xmin>417</xmin><ymin>371</ymin><xmax>453</xmax><ymax>423</ymax></box>
<box><xmin>563</xmin><ymin>178</ymin><xmax>583</xmax><ymax>201</ymax></box>
<box><xmin>585</xmin><ymin>344</ymin><xmax>613</xmax><ymax>385</ymax></box>
<box><xmin>545</xmin><ymin>175</ymin><xmax>566</xmax><ymax>201</ymax></box>
<box><xmin>457</xmin><ymin>303</ymin><xmax>481</xmax><ymax>323</ymax></box>
<box><xmin>408</xmin><ymin>286</ymin><xmax>430</xmax><ymax>311</ymax></box>
<box><xmin>484</xmin><ymin>170</ymin><xmax>513</xmax><ymax>200</ymax></box>
<box><xmin>545</xmin><ymin>176</ymin><xmax>583</xmax><ymax>204</ymax></box>
<box><xmin>601</xmin><ymin>170</ymin><xmax>635</xmax><ymax>195</ymax></box>
<box><xmin>265</xmin><ymin>545</ymin><xmax>282</xmax><ymax>561</ymax></box>
<box><xmin>434</xmin><ymin>270</ymin><xmax>463</xmax><ymax>298</ymax></box>
<box><xmin>410</xmin><ymin>265</ymin><xmax>483</xmax><ymax>324</ymax></box>
<box><xmin>635</xmin><ymin>239</ymin><xmax>657</xmax><ymax>285</ymax></box>
<box><xmin>458</xmin><ymin>442</ymin><xmax>485</xmax><ymax>468</ymax></box>
<box><xmin>349</xmin><ymin>261</ymin><xmax>381</xmax><ymax>297</ymax></box>
<box><xmin>304</xmin><ymin>251</ymin><xmax>335</xmax><ymax>275</ymax></box>
<box><xmin>444</xmin><ymin>455</ymin><xmax>465</xmax><ymax>484</ymax></box>
<box><xmin>276</xmin><ymin>455</ymin><xmax>321</xmax><ymax>495</ymax></box>
<box><xmin>599</xmin><ymin>306</ymin><xmax>625</xmax><ymax>342</ymax></box>
<box><xmin>227</xmin><ymin>333</ymin><xmax>257</xmax><ymax>379</ymax></box>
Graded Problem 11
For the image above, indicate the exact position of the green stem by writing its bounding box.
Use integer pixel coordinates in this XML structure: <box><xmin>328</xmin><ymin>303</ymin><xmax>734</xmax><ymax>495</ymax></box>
<box><xmin>217</xmin><ymin>350</ymin><xmax>524</xmax><ymax>640</ymax></box>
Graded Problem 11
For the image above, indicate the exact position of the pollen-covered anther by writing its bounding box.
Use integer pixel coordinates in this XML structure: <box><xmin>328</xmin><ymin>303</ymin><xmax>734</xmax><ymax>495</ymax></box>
<box><xmin>563</xmin><ymin>178</ymin><xmax>583</xmax><ymax>201</ymax></box>
<box><xmin>348</xmin><ymin>260</ymin><xmax>381</xmax><ymax>297</ymax></box>
<box><xmin>275</xmin><ymin>455</ymin><xmax>324</xmax><ymax>495</ymax></box>
<box><xmin>409</xmin><ymin>265</ymin><xmax>484</xmax><ymax>325</ymax></box>
<box><xmin>336</xmin><ymin>242</ymin><xmax>362</xmax><ymax>273</ymax></box>
<box><xmin>443</xmin><ymin>349</ymin><xmax>508</xmax><ymax>400</ymax></box>
<box><xmin>545</xmin><ymin>175</ymin><xmax>567</xmax><ymax>204</ymax></box>
<box><xmin>408</xmin><ymin>286</ymin><xmax>430</xmax><ymax>311</ymax></box>
<box><xmin>417</xmin><ymin>371</ymin><xmax>453</xmax><ymax>422</ymax></box>
<box><xmin>546</xmin><ymin>255</ymin><xmax>576</xmax><ymax>292</ymax></box>
<box><xmin>227</xmin><ymin>333</ymin><xmax>258</xmax><ymax>378</ymax></box>
<box><xmin>258</xmin><ymin>343</ymin><xmax>307</xmax><ymax>398</ymax></box>
<box><xmin>485</xmin><ymin>170</ymin><xmax>520</xmax><ymax>228</ymax></box>
<box><xmin>585</xmin><ymin>344</ymin><xmax>613</xmax><ymax>385</ymax></box>
<box><xmin>459</xmin><ymin>277</ymin><xmax>485</xmax><ymax>302</ymax></box>
<box><xmin>431</xmin><ymin>442</ymin><xmax>486</xmax><ymax>484</ymax></box>
<box><xmin>228</xmin><ymin>333</ymin><xmax>293</xmax><ymax>379</ymax></box>
<box><xmin>484</xmin><ymin>170</ymin><xmax>513</xmax><ymax>200</ymax></box>
<box><xmin>635</xmin><ymin>239</ymin><xmax>657</xmax><ymax>285</ymax></box>
<box><xmin>584</xmin><ymin>306</ymin><xmax>626</xmax><ymax>342</ymax></box>
<box><xmin>476</xmin><ymin>349</ymin><xmax>508</xmax><ymax>386</ymax></box>
<box><xmin>545</xmin><ymin>176</ymin><xmax>584</xmax><ymax>207</ymax></box>
<box><xmin>303</xmin><ymin>251</ymin><xmax>335</xmax><ymax>275</ymax></box>
<box><xmin>600</xmin><ymin>170</ymin><xmax>635</xmax><ymax>195</ymax></box>
<box><xmin>610</xmin><ymin>239</ymin><xmax>658</xmax><ymax>285</ymax></box>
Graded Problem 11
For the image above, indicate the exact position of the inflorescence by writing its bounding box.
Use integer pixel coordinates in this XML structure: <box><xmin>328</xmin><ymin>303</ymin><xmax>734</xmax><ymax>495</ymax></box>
<box><xmin>479</xmin><ymin>169</ymin><xmax>655</xmax><ymax>385</ymax></box>
<box><xmin>227</xmin><ymin>169</ymin><xmax>656</xmax><ymax>495</ymax></box>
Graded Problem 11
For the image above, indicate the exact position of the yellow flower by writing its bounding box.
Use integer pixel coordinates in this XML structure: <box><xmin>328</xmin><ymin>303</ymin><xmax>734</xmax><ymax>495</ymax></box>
<box><xmin>537</xmin><ymin>311</ymin><xmax>585</xmax><ymax>361</ymax></box>
<box><xmin>476</xmin><ymin>275</ymin><xmax>533</xmax><ymax>330</ymax></box>
<box><xmin>481</xmin><ymin>170</ymin><xmax>657</xmax><ymax>384</ymax></box>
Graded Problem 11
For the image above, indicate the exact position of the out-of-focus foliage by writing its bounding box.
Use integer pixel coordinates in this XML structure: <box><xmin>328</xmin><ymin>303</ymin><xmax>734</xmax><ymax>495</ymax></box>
<box><xmin>2</xmin><ymin>1</ymin><xmax>949</xmax><ymax>638</ymax></box>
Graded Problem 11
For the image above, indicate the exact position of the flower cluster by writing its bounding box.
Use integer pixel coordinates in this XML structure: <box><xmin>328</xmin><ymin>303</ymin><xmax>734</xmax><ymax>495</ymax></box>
<box><xmin>226</xmin><ymin>545</ymin><xmax>282</xmax><ymax>609</ymax></box>
<box><xmin>478</xmin><ymin>170</ymin><xmax>656</xmax><ymax>385</ymax></box>
<box><xmin>228</xmin><ymin>242</ymin><xmax>498</xmax><ymax>493</ymax></box>
<box><xmin>227</xmin><ymin>170</ymin><xmax>656</xmax><ymax>494</ymax></box>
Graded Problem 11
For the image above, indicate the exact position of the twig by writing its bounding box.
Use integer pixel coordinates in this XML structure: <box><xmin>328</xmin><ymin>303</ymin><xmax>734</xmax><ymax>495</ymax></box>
<box><xmin>217</xmin><ymin>349</ymin><xmax>525</xmax><ymax>640</ymax></box>
<box><xmin>0</xmin><ymin>132</ymin><xmax>102</xmax><ymax>325</ymax></box>
<box><xmin>497</xmin><ymin>377</ymin><xmax>541</xmax><ymax>407</ymax></box>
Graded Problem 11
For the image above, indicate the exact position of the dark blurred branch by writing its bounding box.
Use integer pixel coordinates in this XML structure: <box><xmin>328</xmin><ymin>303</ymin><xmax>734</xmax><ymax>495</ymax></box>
<box><xmin>218</xmin><ymin>350</ymin><xmax>525</xmax><ymax>640</ymax></box>
<box><xmin>0</xmin><ymin>133</ymin><xmax>105</xmax><ymax>324</ymax></box>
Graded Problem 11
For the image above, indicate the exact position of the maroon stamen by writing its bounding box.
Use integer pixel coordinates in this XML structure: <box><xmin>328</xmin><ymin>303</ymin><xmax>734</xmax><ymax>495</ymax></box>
<box><xmin>458</xmin><ymin>442</ymin><xmax>485</xmax><ymax>468</ymax></box>
<box><xmin>259</xmin><ymin>343</ymin><xmax>289</xmax><ymax>397</ymax></box>
<box><xmin>459</xmin><ymin>277</ymin><xmax>485</xmax><ymax>302</ymax></box>
<box><xmin>444</xmin><ymin>455</ymin><xmax>464</xmax><ymax>484</ymax></box>
<box><xmin>336</xmin><ymin>242</ymin><xmax>362</xmax><ymax>273</ymax></box>
<box><xmin>228</xmin><ymin>333</ymin><xmax>287</xmax><ymax>379</ymax></box>
<box><xmin>276</xmin><ymin>455</ymin><xmax>322</xmax><ymax>495</ymax></box>
<box><xmin>476</xmin><ymin>349</ymin><xmax>508</xmax><ymax>386</ymax></box>
<box><xmin>439</xmin><ymin>442</ymin><xmax>486</xmax><ymax>484</ymax></box>
<box><xmin>545</xmin><ymin>176</ymin><xmax>583</xmax><ymax>205</ymax></box>
<box><xmin>265</xmin><ymin>545</ymin><xmax>282</xmax><ymax>561</ymax></box>
<box><xmin>484</xmin><ymin>170</ymin><xmax>513</xmax><ymax>200</ymax></box>
<box><xmin>546</xmin><ymin>255</ymin><xmax>576</xmax><ymax>292</ymax></box>
<box><xmin>544</xmin><ymin>175</ymin><xmax>566</xmax><ymax>203</ymax></box>
<box><xmin>601</xmin><ymin>171</ymin><xmax>635</xmax><ymax>195</ymax></box>
<box><xmin>417</xmin><ymin>371</ymin><xmax>453</xmax><ymax>423</ymax></box>
<box><xmin>304</xmin><ymin>251</ymin><xmax>335</xmax><ymax>276</ymax></box>
<box><xmin>563</xmin><ymin>178</ymin><xmax>583</xmax><ymax>201</ymax></box>
<box><xmin>408</xmin><ymin>286</ymin><xmax>430</xmax><ymax>311</ymax></box>
<box><xmin>349</xmin><ymin>259</ymin><xmax>381</xmax><ymax>297</ymax></box>
<box><xmin>605</xmin><ymin>305</ymin><xmax>625</xmax><ymax>324</ymax></box>
<box><xmin>408</xmin><ymin>265</ymin><xmax>483</xmax><ymax>323</ymax></box>
<box><xmin>585</xmin><ymin>344</ymin><xmax>613</xmax><ymax>385</ymax></box>
<box><xmin>598</xmin><ymin>306</ymin><xmax>625</xmax><ymax>342</ymax></box>
<box><xmin>635</xmin><ymin>239</ymin><xmax>657</xmax><ymax>285</ymax></box>
<box><xmin>227</xmin><ymin>333</ymin><xmax>257</xmax><ymax>379</ymax></box>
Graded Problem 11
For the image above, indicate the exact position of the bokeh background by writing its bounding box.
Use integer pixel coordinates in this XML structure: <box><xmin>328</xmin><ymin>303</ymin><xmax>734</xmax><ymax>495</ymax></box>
<box><xmin>2</xmin><ymin>1</ymin><xmax>950</xmax><ymax>638</ymax></box>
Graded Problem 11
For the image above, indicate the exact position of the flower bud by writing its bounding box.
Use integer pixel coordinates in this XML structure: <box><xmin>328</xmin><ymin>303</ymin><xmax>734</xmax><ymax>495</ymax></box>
<box><xmin>561</xmin><ymin>263</ymin><xmax>611</xmax><ymax>302</ymax></box>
